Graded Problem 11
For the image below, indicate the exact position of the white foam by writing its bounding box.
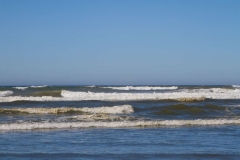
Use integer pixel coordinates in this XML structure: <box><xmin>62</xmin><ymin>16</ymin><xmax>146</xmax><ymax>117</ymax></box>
<box><xmin>1</xmin><ymin>88</ymin><xmax>240</xmax><ymax>102</ymax></box>
<box><xmin>13</xmin><ymin>87</ymin><xmax>28</xmax><ymax>90</ymax></box>
<box><xmin>0</xmin><ymin>105</ymin><xmax>134</xmax><ymax>114</ymax></box>
<box><xmin>30</xmin><ymin>85</ymin><xmax>48</xmax><ymax>88</ymax></box>
<box><xmin>233</xmin><ymin>85</ymin><xmax>240</xmax><ymax>88</ymax></box>
<box><xmin>102</xmin><ymin>86</ymin><xmax>178</xmax><ymax>90</ymax></box>
<box><xmin>1</xmin><ymin>119</ymin><xmax>240</xmax><ymax>130</ymax></box>
<box><xmin>61</xmin><ymin>90</ymin><xmax>240</xmax><ymax>100</ymax></box>
<box><xmin>86</xmin><ymin>85</ymin><xmax>96</xmax><ymax>88</ymax></box>
<box><xmin>0</xmin><ymin>91</ymin><xmax>13</xmax><ymax>97</ymax></box>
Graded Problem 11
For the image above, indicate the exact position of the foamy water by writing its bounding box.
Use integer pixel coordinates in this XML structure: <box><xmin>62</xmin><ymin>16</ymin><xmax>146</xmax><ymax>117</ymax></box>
<box><xmin>13</xmin><ymin>87</ymin><xmax>28</xmax><ymax>90</ymax></box>
<box><xmin>1</xmin><ymin>119</ymin><xmax>240</xmax><ymax>130</ymax></box>
<box><xmin>102</xmin><ymin>86</ymin><xmax>178</xmax><ymax>90</ymax></box>
<box><xmin>1</xmin><ymin>88</ymin><xmax>240</xmax><ymax>102</ymax></box>
<box><xmin>0</xmin><ymin>105</ymin><xmax>133</xmax><ymax>114</ymax></box>
<box><xmin>0</xmin><ymin>91</ymin><xmax>13</xmax><ymax>97</ymax></box>
<box><xmin>30</xmin><ymin>85</ymin><xmax>48</xmax><ymax>88</ymax></box>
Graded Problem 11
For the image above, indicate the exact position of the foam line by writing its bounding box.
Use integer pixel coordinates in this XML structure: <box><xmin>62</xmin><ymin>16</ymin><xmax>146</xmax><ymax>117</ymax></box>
<box><xmin>0</xmin><ymin>105</ymin><xmax>133</xmax><ymax>114</ymax></box>
<box><xmin>0</xmin><ymin>91</ymin><xmax>13</xmax><ymax>97</ymax></box>
<box><xmin>1</xmin><ymin>119</ymin><xmax>240</xmax><ymax>130</ymax></box>
<box><xmin>102</xmin><ymin>86</ymin><xmax>178</xmax><ymax>90</ymax></box>
<box><xmin>13</xmin><ymin>87</ymin><xmax>28</xmax><ymax>90</ymax></box>
<box><xmin>1</xmin><ymin>89</ymin><xmax>240</xmax><ymax>102</ymax></box>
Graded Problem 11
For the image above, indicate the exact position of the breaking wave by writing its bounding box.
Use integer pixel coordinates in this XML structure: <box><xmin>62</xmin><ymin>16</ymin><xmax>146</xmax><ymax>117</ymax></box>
<box><xmin>1</xmin><ymin>88</ymin><xmax>240</xmax><ymax>102</ymax></box>
<box><xmin>0</xmin><ymin>91</ymin><xmax>13</xmax><ymax>97</ymax></box>
<box><xmin>0</xmin><ymin>105</ymin><xmax>133</xmax><ymax>115</ymax></box>
<box><xmin>13</xmin><ymin>87</ymin><xmax>28</xmax><ymax>90</ymax></box>
<box><xmin>232</xmin><ymin>85</ymin><xmax>240</xmax><ymax>88</ymax></box>
<box><xmin>61</xmin><ymin>90</ymin><xmax>240</xmax><ymax>100</ymax></box>
<box><xmin>102</xmin><ymin>86</ymin><xmax>178</xmax><ymax>90</ymax></box>
<box><xmin>86</xmin><ymin>85</ymin><xmax>96</xmax><ymax>88</ymax></box>
<box><xmin>30</xmin><ymin>85</ymin><xmax>48</xmax><ymax>88</ymax></box>
<box><xmin>1</xmin><ymin>119</ymin><xmax>240</xmax><ymax>130</ymax></box>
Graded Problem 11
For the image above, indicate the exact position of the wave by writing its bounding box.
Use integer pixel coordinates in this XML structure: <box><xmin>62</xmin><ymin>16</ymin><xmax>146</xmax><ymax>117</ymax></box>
<box><xmin>30</xmin><ymin>85</ymin><xmax>48</xmax><ymax>88</ymax></box>
<box><xmin>101</xmin><ymin>86</ymin><xmax>178</xmax><ymax>90</ymax></box>
<box><xmin>1</xmin><ymin>119</ymin><xmax>240</xmax><ymax>130</ymax></box>
<box><xmin>1</xmin><ymin>88</ymin><xmax>240</xmax><ymax>102</ymax></box>
<box><xmin>60</xmin><ymin>90</ymin><xmax>208</xmax><ymax>101</ymax></box>
<box><xmin>232</xmin><ymin>85</ymin><xmax>240</xmax><ymax>88</ymax></box>
<box><xmin>13</xmin><ymin>87</ymin><xmax>28</xmax><ymax>90</ymax></box>
<box><xmin>61</xmin><ymin>90</ymin><xmax>240</xmax><ymax>100</ymax></box>
<box><xmin>86</xmin><ymin>85</ymin><xmax>96</xmax><ymax>88</ymax></box>
<box><xmin>0</xmin><ymin>91</ymin><xmax>13</xmax><ymax>97</ymax></box>
<box><xmin>0</xmin><ymin>105</ymin><xmax>133</xmax><ymax>114</ymax></box>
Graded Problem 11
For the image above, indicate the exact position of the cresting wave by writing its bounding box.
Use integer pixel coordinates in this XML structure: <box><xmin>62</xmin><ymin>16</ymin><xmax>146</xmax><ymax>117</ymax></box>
<box><xmin>0</xmin><ymin>91</ymin><xmax>13</xmax><ymax>97</ymax></box>
<box><xmin>13</xmin><ymin>87</ymin><xmax>28</xmax><ymax>90</ymax></box>
<box><xmin>0</xmin><ymin>105</ymin><xmax>133</xmax><ymax>114</ymax></box>
<box><xmin>102</xmin><ymin>86</ymin><xmax>178</xmax><ymax>90</ymax></box>
<box><xmin>30</xmin><ymin>85</ymin><xmax>48</xmax><ymax>88</ymax></box>
<box><xmin>61</xmin><ymin>90</ymin><xmax>240</xmax><ymax>100</ymax></box>
<box><xmin>233</xmin><ymin>85</ymin><xmax>240</xmax><ymax>88</ymax></box>
<box><xmin>1</xmin><ymin>89</ymin><xmax>240</xmax><ymax>102</ymax></box>
<box><xmin>1</xmin><ymin>119</ymin><xmax>240</xmax><ymax>130</ymax></box>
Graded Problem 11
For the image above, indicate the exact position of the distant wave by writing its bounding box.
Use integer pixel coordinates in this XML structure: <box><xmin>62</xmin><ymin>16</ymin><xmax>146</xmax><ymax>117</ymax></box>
<box><xmin>1</xmin><ymin>89</ymin><xmax>240</xmax><ymax>102</ymax></box>
<box><xmin>0</xmin><ymin>105</ymin><xmax>133</xmax><ymax>114</ymax></box>
<box><xmin>102</xmin><ymin>86</ymin><xmax>178</xmax><ymax>90</ymax></box>
<box><xmin>61</xmin><ymin>90</ymin><xmax>240</xmax><ymax>100</ymax></box>
<box><xmin>30</xmin><ymin>85</ymin><xmax>48</xmax><ymax>88</ymax></box>
<box><xmin>13</xmin><ymin>87</ymin><xmax>28</xmax><ymax>90</ymax></box>
<box><xmin>1</xmin><ymin>119</ymin><xmax>240</xmax><ymax>130</ymax></box>
<box><xmin>232</xmin><ymin>85</ymin><xmax>240</xmax><ymax>88</ymax></box>
<box><xmin>0</xmin><ymin>91</ymin><xmax>13</xmax><ymax>97</ymax></box>
<box><xmin>86</xmin><ymin>85</ymin><xmax>96</xmax><ymax>88</ymax></box>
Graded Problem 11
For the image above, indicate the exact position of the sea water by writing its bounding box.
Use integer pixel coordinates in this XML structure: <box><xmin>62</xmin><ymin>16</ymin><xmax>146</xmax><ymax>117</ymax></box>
<box><xmin>0</xmin><ymin>85</ymin><xmax>240</xmax><ymax>159</ymax></box>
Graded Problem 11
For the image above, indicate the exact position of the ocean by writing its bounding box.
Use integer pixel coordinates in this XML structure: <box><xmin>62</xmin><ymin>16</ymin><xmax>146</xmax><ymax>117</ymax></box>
<box><xmin>0</xmin><ymin>85</ymin><xmax>240</xmax><ymax>159</ymax></box>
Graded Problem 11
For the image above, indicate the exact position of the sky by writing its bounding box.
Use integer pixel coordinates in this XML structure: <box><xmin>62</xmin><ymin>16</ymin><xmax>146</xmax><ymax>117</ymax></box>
<box><xmin>0</xmin><ymin>0</ymin><xmax>239</xmax><ymax>85</ymax></box>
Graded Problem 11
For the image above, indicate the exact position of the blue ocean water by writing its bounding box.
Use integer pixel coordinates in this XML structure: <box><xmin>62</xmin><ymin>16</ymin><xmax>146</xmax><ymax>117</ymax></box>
<box><xmin>0</xmin><ymin>85</ymin><xmax>240</xmax><ymax>159</ymax></box>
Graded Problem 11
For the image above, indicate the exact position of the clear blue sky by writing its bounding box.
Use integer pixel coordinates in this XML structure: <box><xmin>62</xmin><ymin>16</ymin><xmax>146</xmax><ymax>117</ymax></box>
<box><xmin>0</xmin><ymin>0</ymin><xmax>239</xmax><ymax>85</ymax></box>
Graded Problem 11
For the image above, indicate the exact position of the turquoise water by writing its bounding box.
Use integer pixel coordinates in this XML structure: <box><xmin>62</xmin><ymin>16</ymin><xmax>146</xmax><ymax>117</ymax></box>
<box><xmin>0</xmin><ymin>85</ymin><xmax>240</xmax><ymax>159</ymax></box>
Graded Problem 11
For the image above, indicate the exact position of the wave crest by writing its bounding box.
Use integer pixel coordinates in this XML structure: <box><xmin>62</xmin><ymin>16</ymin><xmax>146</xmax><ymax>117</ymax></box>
<box><xmin>0</xmin><ymin>91</ymin><xmax>13</xmax><ymax>97</ymax></box>
<box><xmin>13</xmin><ymin>87</ymin><xmax>28</xmax><ymax>90</ymax></box>
<box><xmin>30</xmin><ymin>85</ymin><xmax>48</xmax><ymax>88</ymax></box>
<box><xmin>102</xmin><ymin>86</ymin><xmax>178</xmax><ymax>90</ymax></box>
<box><xmin>0</xmin><ymin>105</ymin><xmax>133</xmax><ymax>114</ymax></box>
<box><xmin>1</xmin><ymin>119</ymin><xmax>240</xmax><ymax>130</ymax></box>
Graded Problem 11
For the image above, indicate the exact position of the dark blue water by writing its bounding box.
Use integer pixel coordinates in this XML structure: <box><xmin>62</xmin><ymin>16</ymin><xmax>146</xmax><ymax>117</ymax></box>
<box><xmin>1</xmin><ymin>127</ymin><xmax>240</xmax><ymax>159</ymax></box>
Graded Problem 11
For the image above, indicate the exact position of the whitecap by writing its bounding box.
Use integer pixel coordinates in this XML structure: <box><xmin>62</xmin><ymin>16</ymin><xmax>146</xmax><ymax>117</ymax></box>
<box><xmin>0</xmin><ymin>105</ymin><xmax>134</xmax><ymax>114</ymax></box>
<box><xmin>13</xmin><ymin>87</ymin><xmax>28</xmax><ymax>90</ymax></box>
<box><xmin>1</xmin><ymin>118</ymin><xmax>240</xmax><ymax>130</ymax></box>
<box><xmin>0</xmin><ymin>91</ymin><xmax>13</xmax><ymax>97</ymax></box>
<box><xmin>102</xmin><ymin>86</ymin><xmax>178</xmax><ymax>90</ymax></box>
<box><xmin>30</xmin><ymin>85</ymin><xmax>48</xmax><ymax>88</ymax></box>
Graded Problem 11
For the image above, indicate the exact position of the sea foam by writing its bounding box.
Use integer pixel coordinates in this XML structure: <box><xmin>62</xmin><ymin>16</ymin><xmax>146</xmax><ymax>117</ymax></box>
<box><xmin>1</xmin><ymin>89</ymin><xmax>240</xmax><ymax>102</ymax></box>
<box><xmin>102</xmin><ymin>86</ymin><xmax>178</xmax><ymax>90</ymax></box>
<box><xmin>13</xmin><ymin>87</ymin><xmax>28</xmax><ymax>90</ymax></box>
<box><xmin>0</xmin><ymin>105</ymin><xmax>133</xmax><ymax>114</ymax></box>
<box><xmin>0</xmin><ymin>91</ymin><xmax>13</xmax><ymax>97</ymax></box>
<box><xmin>1</xmin><ymin>119</ymin><xmax>240</xmax><ymax>130</ymax></box>
<box><xmin>232</xmin><ymin>85</ymin><xmax>240</xmax><ymax>88</ymax></box>
<box><xmin>30</xmin><ymin>85</ymin><xmax>48</xmax><ymax>88</ymax></box>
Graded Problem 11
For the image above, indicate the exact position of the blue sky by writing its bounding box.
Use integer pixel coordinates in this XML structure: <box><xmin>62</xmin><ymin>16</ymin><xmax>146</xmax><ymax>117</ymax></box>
<box><xmin>0</xmin><ymin>0</ymin><xmax>239</xmax><ymax>85</ymax></box>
